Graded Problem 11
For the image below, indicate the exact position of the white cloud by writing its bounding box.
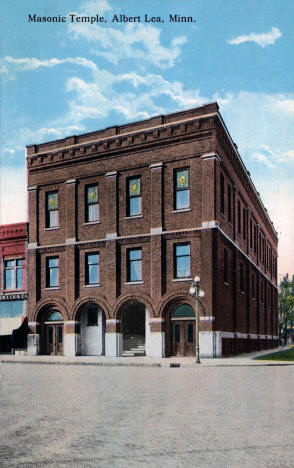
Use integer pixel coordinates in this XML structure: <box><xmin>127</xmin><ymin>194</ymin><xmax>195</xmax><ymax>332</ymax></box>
<box><xmin>0</xmin><ymin>166</ymin><xmax>27</xmax><ymax>224</ymax></box>
<box><xmin>3</xmin><ymin>148</ymin><xmax>15</xmax><ymax>155</ymax></box>
<box><xmin>251</xmin><ymin>151</ymin><xmax>275</xmax><ymax>168</ymax></box>
<box><xmin>276</xmin><ymin>98</ymin><xmax>294</xmax><ymax>114</ymax></box>
<box><xmin>78</xmin><ymin>0</ymin><xmax>112</xmax><ymax>14</ymax></box>
<box><xmin>63</xmin><ymin>70</ymin><xmax>206</xmax><ymax>124</ymax></box>
<box><xmin>285</xmin><ymin>150</ymin><xmax>294</xmax><ymax>160</ymax></box>
<box><xmin>227</xmin><ymin>27</ymin><xmax>281</xmax><ymax>48</ymax></box>
<box><xmin>68</xmin><ymin>2</ymin><xmax>186</xmax><ymax>68</ymax></box>
<box><xmin>4</xmin><ymin>56</ymin><xmax>98</xmax><ymax>73</ymax></box>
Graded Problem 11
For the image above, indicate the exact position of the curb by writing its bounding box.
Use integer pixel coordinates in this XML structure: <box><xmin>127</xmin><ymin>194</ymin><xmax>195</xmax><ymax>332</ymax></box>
<box><xmin>1</xmin><ymin>358</ymin><xmax>294</xmax><ymax>368</ymax></box>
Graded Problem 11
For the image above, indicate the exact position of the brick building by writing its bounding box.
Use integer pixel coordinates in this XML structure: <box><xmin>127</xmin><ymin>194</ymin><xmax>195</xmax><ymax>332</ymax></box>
<box><xmin>0</xmin><ymin>223</ymin><xmax>28</xmax><ymax>352</ymax></box>
<box><xmin>26</xmin><ymin>102</ymin><xmax>278</xmax><ymax>357</ymax></box>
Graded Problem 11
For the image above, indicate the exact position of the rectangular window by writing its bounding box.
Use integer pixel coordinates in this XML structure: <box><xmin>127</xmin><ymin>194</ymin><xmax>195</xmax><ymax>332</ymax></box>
<box><xmin>86</xmin><ymin>185</ymin><xmax>99</xmax><ymax>222</ymax></box>
<box><xmin>87</xmin><ymin>307</ymin><xmax>98</xmax><ymax>326</ymax></box>
<box><xmin>46</xmin><ymin>191</ymin><xmax>59</xmax><ymax>228</ymax></box>
<box><xmin>223</xmin><ymin>248</ymin><xmax>228</xmax><ymax>283</ymax></box>
<box><xmin>127</xmin><ymin>177</ymin><xmax>142</xmax><ymax>216</ymax></box>
<box><xmin>261</xmin><ymin>279</ymin><xmax>264</xmax><ymax>303</ymax></box>
<box><xmin>252</xmin><ymin>274</ymin><xmax>255</xmax><ymax>299</ymax></box>
<box><xmin>238</xmin><ymin>201</ymin><xmax>241</xmax><ymax>234</ymax></box>
<box><xmin>174</xmin><ymin>169</ymin><xmax>190</xmax><ymax>210</ymax></box>
<box><xmin>4</xmin><ymin>259</ymin><xmax>24</xmax><ymax>290</ymax></box>
<box><xmin>243</xmin><ymin>208</ymin><xmax>247</xmax><ymax>240</ymax></box>
<box><xmin>46</xmin><ymin>257</ymin><xmax>59</xmax><ymax>288</ymax></box>
<box><xmin>127</xmin><ymin>248</ymin><xmax>142</xmax><ymax>282</ymax></box>
<box><xmin>86</xmin><ymin>253</ymin><xmax>99</xmax><ymax>285</ymax></box>
<box><xmin>254</xmin><ymin>225</ymin><xmax>257</xmax><ymax>253</ymax></box>
<box><xmin>174</xmin><ymin>244</ymin><xmax>190</xmax><ymax>278</ymax></box>
<box><xmin>227</xmin><ymin>184</ymin><xmax>232</xmax><ymax>223</ymax></box>
<box><xmin>240</xmin><ymin>263</ymin><xmax>244</xmax><ymax>292</ymax></box>
<box><xmin>187</xmin><ymin>323</ymin><xmax>194</xmax><ymax>343</ymax></box>
<box><xmin>250</xmin><ymin>219</ymin><xmax>253</xmax><ymax>248</ymax></box>
<box><xmin>220</xmin><ymin>173</ymin><xmax>225</xmax><ymax>214</ymax></box>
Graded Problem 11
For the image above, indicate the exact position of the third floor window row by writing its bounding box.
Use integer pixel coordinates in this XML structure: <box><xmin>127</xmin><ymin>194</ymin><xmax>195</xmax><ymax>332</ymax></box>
<box><xmin>45</xmin><ymin>168</ymin><xmax>191</xmax><ymax>228</ymax></box>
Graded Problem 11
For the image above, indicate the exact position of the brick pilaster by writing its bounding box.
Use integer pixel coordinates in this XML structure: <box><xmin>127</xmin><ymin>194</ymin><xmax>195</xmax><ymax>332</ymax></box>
<box><xmin>27</xmin><ymin>186</ymin><xmax>39</xmax><ymax>246</ymax></box>
<box><xmin>149</xmin><ymin>162</ymin><xmax>163</xmax><ymax>232</ymax></box>
<box><xmin>105</xmin><ymin>171</ymin><xmax>118</xmax><ymax>237</ymax></box>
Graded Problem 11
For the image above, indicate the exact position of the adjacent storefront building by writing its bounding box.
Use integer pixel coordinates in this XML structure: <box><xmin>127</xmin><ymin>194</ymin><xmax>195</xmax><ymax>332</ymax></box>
<box><xmin>0</xmin><ymin>223</ymin><xmax>28</xmax><ymax>352</ymax></box>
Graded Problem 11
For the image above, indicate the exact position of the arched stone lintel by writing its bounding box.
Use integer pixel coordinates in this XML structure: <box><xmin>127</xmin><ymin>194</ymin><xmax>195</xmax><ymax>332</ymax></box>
<box><xmin>33</xmin><ymin>296</ymin><xmax>70</xmax><ymax>322</ymax></box>
<box><xmin>157</xmin><ymin>290</ymin><xmax>206</xmax><ymax>319</ymax></box>
<box><xmin>71</xmin><ymin>295</ymin><xmax>111</xmax><ymax>320</ymax></box>
<box><xmin>113</xmin><ymin>293</ymin><xmax>156</xmax><ymax>320</ymax></box>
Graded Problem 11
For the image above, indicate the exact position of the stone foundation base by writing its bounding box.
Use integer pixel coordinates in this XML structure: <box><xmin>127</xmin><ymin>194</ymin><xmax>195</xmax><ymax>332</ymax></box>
<box><xmin>27</xmin><ymin>334</ymin><xmax>40</xmax><ymax>356</ymax></box>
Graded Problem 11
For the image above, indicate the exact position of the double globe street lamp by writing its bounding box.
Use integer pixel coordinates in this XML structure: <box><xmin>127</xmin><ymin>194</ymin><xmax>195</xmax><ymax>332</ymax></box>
<box><xmin>189</xmin><ymin>276</ymin><xmax>205</xmax><ymax>364</ymax></box>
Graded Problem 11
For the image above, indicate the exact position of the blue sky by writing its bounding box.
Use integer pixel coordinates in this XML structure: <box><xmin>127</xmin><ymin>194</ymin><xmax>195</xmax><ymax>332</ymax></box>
<box><xmin>1</xmin><ymin>0</ymin><xmax>294</xmax><ymax>276</ymax></box>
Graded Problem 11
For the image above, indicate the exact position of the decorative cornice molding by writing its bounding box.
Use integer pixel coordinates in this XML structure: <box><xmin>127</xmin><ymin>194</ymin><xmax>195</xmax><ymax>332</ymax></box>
<box><xmin>38</xmin><ymin>245</ymin><xmax>66</xmax><ymax>253</ymax></box>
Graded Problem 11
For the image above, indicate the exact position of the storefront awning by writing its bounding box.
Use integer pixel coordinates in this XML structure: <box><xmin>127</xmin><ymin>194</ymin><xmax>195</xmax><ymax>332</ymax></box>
<box><xmin>0</xmin><ymin>300</ymin><xmax>27</xmax><ymax>336</ymax></box>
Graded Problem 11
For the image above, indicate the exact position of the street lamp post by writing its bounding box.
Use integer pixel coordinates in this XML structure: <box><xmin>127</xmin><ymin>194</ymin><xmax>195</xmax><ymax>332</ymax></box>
<box><xmin>189</xmin><ymin>276</ymin><xmax>205</xmax><ymax>364</ymax></box>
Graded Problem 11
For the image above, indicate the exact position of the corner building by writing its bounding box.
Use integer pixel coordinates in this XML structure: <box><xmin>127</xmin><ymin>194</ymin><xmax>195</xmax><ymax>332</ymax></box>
<box><xmin>26</xmin><ymin>103</ymin><xmax>278</xmax><ymax>357</ymax></box>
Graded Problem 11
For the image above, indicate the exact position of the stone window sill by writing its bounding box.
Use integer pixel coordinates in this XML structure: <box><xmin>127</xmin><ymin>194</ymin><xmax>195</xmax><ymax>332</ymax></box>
<box><xmin>125</xmin><ymin>215</ymin><xmax>144</xmax><ymax>220</ymax></box>
<box><xmin>45</xmin><ymin>227</ymin><xmax>60</xmax><ymax>231</ymax></box>
<box><xmin>44</xmin><ymin>287</ymin><xmax>60</xmax><ymax>290</ymax></box>
<box><xmin>125</xmin><ymin>281</ymin><xmax>144</xmax><ymax>285</ymax></box>
<box><xmin>84</xmin><ymin>284</ymin><xmax>101</xmax><ymax>288</ymax></box>
<box><xmin>172</xmin><ymin>208</ymin><xmax>191</xmax><ymax>213</ymax></box>
<box><xmin>173</xmin><ymin>277</ymin><xmax>193</xmax><ymax>282</ymax></box>
<box><xmin>84</xmin><ymin>221</ymin><xmax>101</xmax><ymax>225</ymax></box>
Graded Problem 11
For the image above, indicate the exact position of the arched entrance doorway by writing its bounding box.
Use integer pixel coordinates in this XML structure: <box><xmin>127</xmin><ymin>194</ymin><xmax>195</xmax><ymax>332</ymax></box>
<box><xmin>44</xmin><ymin>310</ymin><xmax>63</xmax><ymax>355</ymax></box>
<box><xmin>120</xmin><ymin>301</ymin><xmax>146</xmax><ymax>356</ymax></box>
<box><xmin>76</xmin><ymin>302</ymin><xmax>106</xmax><ymax>356</ymax></box>
<box><xmin>171</xmin><ymin>304</ymin><xmax>195</xmax><ymax>357</ymax></box>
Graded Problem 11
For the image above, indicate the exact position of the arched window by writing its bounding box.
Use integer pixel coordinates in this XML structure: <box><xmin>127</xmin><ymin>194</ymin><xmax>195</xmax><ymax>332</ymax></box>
<box><xmin>172</xmin><ymin>304</ymin><xmax>195</xmax><ymax>319</ymax></box>
<box><xmin>46</xmin><ymin>310</ymin><xmax>63</xmax><ymax>321</ymax></box>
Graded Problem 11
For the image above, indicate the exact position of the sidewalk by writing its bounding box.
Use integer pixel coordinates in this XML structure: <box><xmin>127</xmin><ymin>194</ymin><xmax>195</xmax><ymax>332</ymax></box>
<box><xmin>1</xmin><ymin>346</ymin><xmax>293</xmax><ymax>367</ymax></box>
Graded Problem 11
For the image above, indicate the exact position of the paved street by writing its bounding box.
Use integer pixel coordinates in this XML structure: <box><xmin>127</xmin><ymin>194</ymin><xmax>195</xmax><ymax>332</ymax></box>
<box><xmin>0</xmin><ymin>363</ymin><xmax>293</xmax><ymax>467</ymax></box>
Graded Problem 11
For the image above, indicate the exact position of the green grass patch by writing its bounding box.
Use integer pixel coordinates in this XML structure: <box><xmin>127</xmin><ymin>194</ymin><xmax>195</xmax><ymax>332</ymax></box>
<box><xmin>256</xmin><ymin>347</ymin><xmax>294</xmax><ymax>361</ymax></box>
